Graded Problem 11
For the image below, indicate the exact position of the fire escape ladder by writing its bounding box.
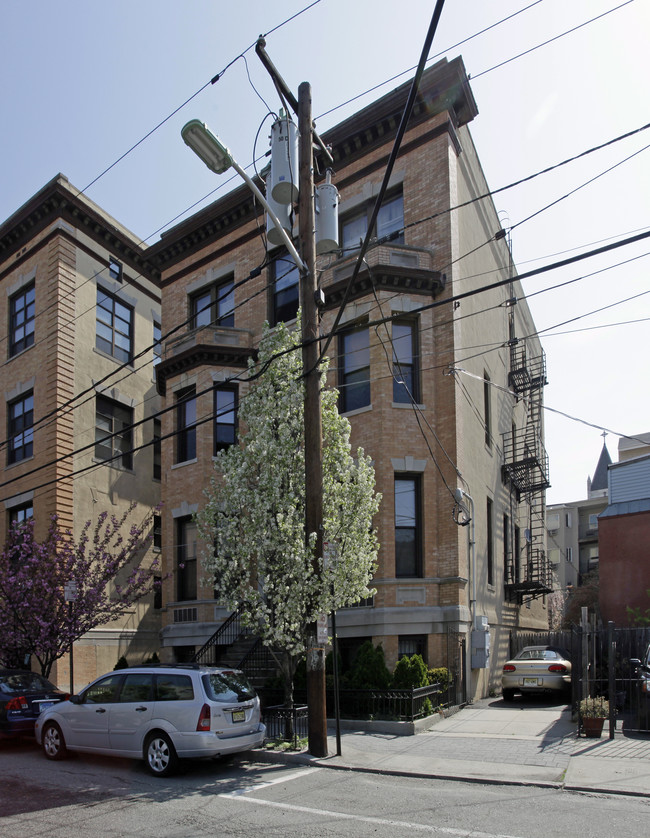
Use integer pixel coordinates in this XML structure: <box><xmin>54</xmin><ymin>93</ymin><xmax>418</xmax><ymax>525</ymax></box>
<box><xmin>503</xmin><ymin>341</ymin><xmax>551</xmax><ymax>601</ymax></box>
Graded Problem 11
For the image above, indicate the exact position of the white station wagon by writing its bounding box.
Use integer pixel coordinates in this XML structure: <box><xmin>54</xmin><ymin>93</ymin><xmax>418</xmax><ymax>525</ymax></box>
<box><xmin>35</xmin><ymin>664</ymin><xmax>265</xmax><ymax>776</ymax></box>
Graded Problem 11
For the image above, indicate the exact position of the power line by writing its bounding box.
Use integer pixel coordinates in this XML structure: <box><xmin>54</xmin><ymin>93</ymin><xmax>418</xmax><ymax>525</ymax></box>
<box><xmin>314</xmin><ymin>1</ymin><xmax>545</xmax><ymax>121</ymax></box>
<box><xmin>470</xmin><ymin>0</ymin><xmax>636</xmax><ymax>81</ymax></box>
<box><xmin>10</xmin><ymin>237</ymin><xmax>650</xmax><ymax>502</ymax></box>
<box><xmin>74</xmin><ymin>0</ymin><xmax>322</xmax><ymax>201</ymax></box>
<box><xmin>315</xmin><ymin>0</ymin><xmax>447</xmax><ymax>369</ymax></box>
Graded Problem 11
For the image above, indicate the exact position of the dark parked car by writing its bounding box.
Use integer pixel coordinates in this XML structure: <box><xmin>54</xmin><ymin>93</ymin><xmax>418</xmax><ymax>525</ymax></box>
<box><xmin>630</xmin><ymin>644</ymin><xmax>650</xmax><ymax>729</ymax></box>
<box><xmin>0</xmin><ymin>669</ymin><xmax>67</xmax><ymax>737</ymax></box>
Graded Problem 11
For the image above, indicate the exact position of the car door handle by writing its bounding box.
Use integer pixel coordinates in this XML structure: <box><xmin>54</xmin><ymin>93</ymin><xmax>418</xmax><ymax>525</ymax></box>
<box><xmin>135</xmin><ymin>706</ymin><xmax>148</xmax><ymax>712</ymax></box>
<box><xmin>95</xmin><ymin>708</ymin><xmax>106</xmax><ymax>713</ymax></box>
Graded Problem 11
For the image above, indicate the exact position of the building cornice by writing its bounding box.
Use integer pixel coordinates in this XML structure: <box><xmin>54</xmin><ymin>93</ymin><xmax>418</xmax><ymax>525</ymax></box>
<box><xmin>155</xmin><ymin>343</ymin><xmax>253</xmax><ymax>395</ymax></box>
<box><xmin>148</xmin><ymin>57</ymin><xmax>476</xmax><ymax>273</ymax></box>
<box><xmin>0</xmin><ymin>175</ymin><xmax>160</xmax><ymax>285</ymax></box>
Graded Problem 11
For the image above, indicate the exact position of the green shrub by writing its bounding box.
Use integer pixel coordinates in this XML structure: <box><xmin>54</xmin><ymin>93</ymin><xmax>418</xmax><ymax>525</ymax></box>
<box><xmin>392</xmin><ymin>654</ymin><xmax>429</xmax><ymax>689</ymax></box>
<box><xmin>347</xmin><ymin>641</ymin><xmax>391</xmax><ymax>689</ymax></box>
<box><xmin>427</xmin><ymin>666</ymin><xmax>450</xmax><ymax>693</ymax></box>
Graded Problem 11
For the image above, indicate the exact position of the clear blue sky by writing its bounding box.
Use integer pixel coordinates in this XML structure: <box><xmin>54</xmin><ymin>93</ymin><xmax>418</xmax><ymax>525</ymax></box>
<box><xmin>2</xmin><ymin>0</ymin><xmax>648</xmax><ymax>504</ymax></box>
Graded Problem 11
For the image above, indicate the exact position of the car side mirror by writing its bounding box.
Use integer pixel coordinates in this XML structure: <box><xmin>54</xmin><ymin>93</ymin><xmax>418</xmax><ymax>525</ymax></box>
<box><xmin>630</xmin><ymin>659</ymin><xmax>641</xmax><ymax>667</ymax></box>
<box><xmin>68</xmin><ymin>694</ymin><xmax>82</xmax><ymax>704</ymax></box>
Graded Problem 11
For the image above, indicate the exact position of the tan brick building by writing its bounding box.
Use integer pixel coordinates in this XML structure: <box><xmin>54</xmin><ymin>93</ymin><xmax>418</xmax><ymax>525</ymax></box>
<box><xmin>0</xmin><ymin>175</ymin><xmax>162</xmax><ymax>690</ymax></box>
<box><xmin>151</xmin><ymin>58</ymin><xmax>551</xmax><ymax>701</ymax></box>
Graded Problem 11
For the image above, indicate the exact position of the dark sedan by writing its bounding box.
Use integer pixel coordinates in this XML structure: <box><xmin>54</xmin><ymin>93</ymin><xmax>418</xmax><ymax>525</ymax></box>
<box><xmin>0</xmin><ymin>669</ymin><xmax>67</xmax><ymax>737</ymax></box>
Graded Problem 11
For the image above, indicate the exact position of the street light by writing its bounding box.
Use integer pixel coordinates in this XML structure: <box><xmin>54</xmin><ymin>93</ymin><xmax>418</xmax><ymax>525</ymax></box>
<box><xmin>181</xmin><ymin>120</ymin><xmax>305</xmax><ymax>271</ymax></box>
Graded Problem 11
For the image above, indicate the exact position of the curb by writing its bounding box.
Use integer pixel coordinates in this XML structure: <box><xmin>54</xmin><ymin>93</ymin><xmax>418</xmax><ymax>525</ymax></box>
<box><xmin>252</xmin><ymin>747</ymin><xmax>650</xmax><ymax>799</ymax></box>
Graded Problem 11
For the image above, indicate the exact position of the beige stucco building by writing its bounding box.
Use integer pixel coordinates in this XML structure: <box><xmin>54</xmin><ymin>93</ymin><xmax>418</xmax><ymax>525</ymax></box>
<box><xmin>0</xmin><ymin>175</ymin><xmax>162</xmax><ymax>689</ymax></box>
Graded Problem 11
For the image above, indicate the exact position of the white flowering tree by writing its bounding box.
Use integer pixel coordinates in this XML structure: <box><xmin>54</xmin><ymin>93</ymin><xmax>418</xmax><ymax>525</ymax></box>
<box><xmin>196</xmin><ymin>317</ymin><xmax>381</xmax><ymax>705</ymax></box>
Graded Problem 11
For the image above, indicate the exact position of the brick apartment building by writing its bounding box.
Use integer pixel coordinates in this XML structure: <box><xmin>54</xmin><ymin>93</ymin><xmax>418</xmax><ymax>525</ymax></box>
<box><xmin>150</xmin><ymin>57</ymin><xmax>551</xmax><ymax>701</ymax></box>
<box><xmin>0</xmin><ymin>176</ymin><xmax>162</xmax><ymax>689</ymax></box>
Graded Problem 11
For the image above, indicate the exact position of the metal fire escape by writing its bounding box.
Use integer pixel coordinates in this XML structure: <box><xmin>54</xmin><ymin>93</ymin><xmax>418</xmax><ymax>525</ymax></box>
<box><xmin>502</xmin><ymin>338</ymin><xmax>552</xmax><ymax>602</ymax></box>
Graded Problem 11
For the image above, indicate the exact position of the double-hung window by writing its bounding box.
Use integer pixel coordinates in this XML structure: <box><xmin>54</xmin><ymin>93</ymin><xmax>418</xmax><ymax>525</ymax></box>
<box><xmin>10</xmin><ymin>284</ymin><xmax>35</xmax><ymax>357</ymax></box>
<box><xmin>392</xmin><ymin>320</ymin><xmax>419</xmax><ymax>403</ymax></box>
<box><xmin>340</xmin><ymin>326</ymin><xmax>370</xmax><ymax>413</ymax></box>
<box><xmin>395</xmin><ymin>475</ymin><xmax>422</xmax><ymax>577</ymax></box>
<box><xmin>8</xmin><ymin>392</ymin><xmax>34</xmax><ymax>465</ymax></box>
<box><xmin>483</xmin><ymin>371</ymin><xmax>492</xmax><ymax>448</ymax></box>
<box><xmin>271</xmin><ymin>254</ymin><xmax>300</xmax><ymax>325</ymax></box>
<box><xmin>191</xmin><ymin>278</ymin><xmax>234</xmax><ymax>329</ymax></box>
<box><xmin>177</xmin><ymin>517</ymin><xmax>198</xmax><ymax>601</ymax></box>
<box><xmin>153</xmin><ymin>321</ymin><xmax>162</xmax><ymax>366</ymax></box>
<box><xmin>214</xmin><ymin>386</ymin><xmax>237</xmax><ymax>454</ymax></box>
<box><xmin>486</xmin><ymin>497</ymin><xmax>494</xmax><ymax>586</ymax></box>
<box><xmin>341</xmin><ymin>191</ymin><xmax>404</xmax><ymax>252</ymax></box>
<box><xmin>153</xmin><ymin>418</ymin><xmax>161</xmax><ymax>479</ymax></box>
<box><xmin>96</xmin><ymin>288</ymin><xmax>133</xmax><ymax>363</ymax></box>
<box><xmin>176</xmin><ymin>387</ymin><xmax>197</xmax><ymax>463</ymax></box>
<box><xmin>9</xmin><ymin>502</ymin><xmax>33</xmax><ymax>528</ymax></box>
<box><xmin>95</xmin><ymin>396</ymin><xmax>133</xmax><ymax>469</ymax></box>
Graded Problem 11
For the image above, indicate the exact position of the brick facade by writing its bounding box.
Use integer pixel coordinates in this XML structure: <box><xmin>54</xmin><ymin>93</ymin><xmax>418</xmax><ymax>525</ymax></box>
<box><xmin>151</xmin><ymin>58</ymin><xmax>551</xmax><ymax>701</ymax></box>
<box><xmin>0</xmin><ymin>177</ymin><xmax>162</xmax><ymax>689</ymax></box>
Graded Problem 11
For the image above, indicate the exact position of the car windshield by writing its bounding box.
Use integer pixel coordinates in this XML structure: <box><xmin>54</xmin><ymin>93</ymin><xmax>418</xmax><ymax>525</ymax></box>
<box><xmin>0</xmin><ymin>672</ymin><xmax>56</xmax><ymax>694</ymax></box>
<box><xmin>516</xmin><ymin>649</ymin><xmax>564</xmax><ymax>661</ymax></box>
<box><xmin>202</xmin><ymin>671</ymin><xmax>256</xmax><ymax>703</ymax></box>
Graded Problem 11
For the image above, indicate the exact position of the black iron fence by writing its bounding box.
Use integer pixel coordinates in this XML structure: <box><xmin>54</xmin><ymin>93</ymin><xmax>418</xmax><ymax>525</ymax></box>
<box><xmin>261</xmin><ymin>682</ymin><xmax>443</xmax><ymax>734</ymax></box>
<box><xmin>263</xmin><ymin>704</ymin><xmax>309</xmax><ymax>748</ymax></box>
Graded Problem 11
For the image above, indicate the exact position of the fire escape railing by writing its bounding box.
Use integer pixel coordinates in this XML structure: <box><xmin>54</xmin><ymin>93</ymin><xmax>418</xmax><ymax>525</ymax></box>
<box><xmin>503</xmin><ymin>341</ymin><xmax>552</xmax><ymax>601</ymax></box>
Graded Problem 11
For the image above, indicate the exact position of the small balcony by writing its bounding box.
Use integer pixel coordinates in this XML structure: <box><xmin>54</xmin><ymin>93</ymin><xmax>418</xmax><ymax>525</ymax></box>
<box><xmin>505</xmin><ymin>546</ymin><xmax>553</xmax><ymax>601</ymax></box>
<box><xmin>324</xmin><ymin>243</ymin><xmax>444</xmax><ymax>307</ymax></box>
<box><xmin>508</xmin><ymin>344</ymin><xmax>547</xmax><ymax>395</ymax></box>
<box><xmin>502</xmin><ymin>427</ymin><xmax>550</xmax><ymax>495</ymax></box>
<box><xmin>505</xmin><ymin>508</ymin><xmax>553</xmax><ymax>600</ymax></box>
<box><xmin>155</xmin><ymin>325</ymin><xmax>254</xmax><ymax>395</ymax></box>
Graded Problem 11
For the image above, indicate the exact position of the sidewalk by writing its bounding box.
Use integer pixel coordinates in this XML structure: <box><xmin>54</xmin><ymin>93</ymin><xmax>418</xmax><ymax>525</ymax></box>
<box><xmin>255</xmin><ymin>698</ymin><xmax>650</xmax><ymax>798</ymax></box>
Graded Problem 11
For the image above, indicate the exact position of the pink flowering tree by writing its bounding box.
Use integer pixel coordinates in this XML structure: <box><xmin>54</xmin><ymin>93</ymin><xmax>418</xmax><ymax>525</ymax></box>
<box><xmin>0</xmin><ymin>504</ymin><xmax>161</xmax><ymax>678</ymax></box>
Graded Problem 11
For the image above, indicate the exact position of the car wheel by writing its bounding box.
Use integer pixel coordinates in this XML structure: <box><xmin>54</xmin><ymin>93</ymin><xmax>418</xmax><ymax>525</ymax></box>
<box><xmin>145</xmin><ymin>732</ymin><xmax>179</xmax><ymax>777</ymax></box>
<box><xmin>42</xmin><ymin>722</ymin><xmax>68</xmax><ymax>760</ymax></box>
<box><xmin>502</xmin><ymin>689</ymin><xmax>516</xmax><ymax>702</ymax></box>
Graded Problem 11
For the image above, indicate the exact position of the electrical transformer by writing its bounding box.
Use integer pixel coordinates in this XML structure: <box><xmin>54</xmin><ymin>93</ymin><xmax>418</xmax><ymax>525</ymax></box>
<box><xmin>270</xmin><ymin>115</ymin><xmax>298</xmax><ymax>205</ymax></box>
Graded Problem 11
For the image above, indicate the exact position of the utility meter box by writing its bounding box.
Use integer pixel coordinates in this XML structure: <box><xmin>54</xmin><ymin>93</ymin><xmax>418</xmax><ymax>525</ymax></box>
<box><xmin>471</xmin><ymin>617</ymin><xmax>490</xmax><ymax>669</ymax></box>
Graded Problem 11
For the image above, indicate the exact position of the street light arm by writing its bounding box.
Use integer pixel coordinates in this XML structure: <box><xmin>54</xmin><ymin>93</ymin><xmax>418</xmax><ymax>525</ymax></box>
<box><xmin>182</xmin><ymin>119</ymin><xmax>305</xmax><ymax>272</ymax></box>
<box><xmin>229</xmin><ymin>158</ymin><xmax>305</xmax><ymax>272</ymax></box>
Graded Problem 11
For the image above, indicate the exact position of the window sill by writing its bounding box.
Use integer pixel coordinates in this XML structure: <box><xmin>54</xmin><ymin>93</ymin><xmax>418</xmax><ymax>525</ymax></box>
<box><xmin>342</xmin><ymin>403</ymin><xmax>373</xmax><ymax>417</ymax></box>
<box><xmin>391</xmin><ymin>401</ymin><xmax>425</xmax><ymax>410</ymax></box>
<box><xmin>4</xmin><ymin>343</ymin><xmax>34</xmax><ymax>366</ymax></box>
<box><xmin>172</xmin><ymin>458</ymin><xmax>198</xmax><ymax>469</ymax></box>
<box><xmin>5</xmin><ymin>454</ymin><xmax>35</xmax><ymax>471</ymax></box>
<box><xmin>93</xmin><ymin>346</ymin><xmax>133</xmax><ymax>367</ymax></box>
<box><xmin>91</xmin><ymin>457</ymin><xmax>134</xmax><ymax>473</ymax></box>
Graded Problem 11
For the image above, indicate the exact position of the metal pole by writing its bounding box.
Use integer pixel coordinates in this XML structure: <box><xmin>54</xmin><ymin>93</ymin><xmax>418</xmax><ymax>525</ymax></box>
<box><xmin>608</xmin><ymin>621</ymin><xmax>616</xmax><ymax>739</ymax></box>
<box><xmin>331</xmin><ymin>607</ymin><xmax>342</xmax><ymax>756</ymax></box>
<box><xmin>69</xmin><ymin>600</ymin><xmax>74</xmax><ymax>695</ymax></box>
<box><xmin>299</xmin><ymin>81</ymin><xmax>327</xmax><ymax>758</ymax></box>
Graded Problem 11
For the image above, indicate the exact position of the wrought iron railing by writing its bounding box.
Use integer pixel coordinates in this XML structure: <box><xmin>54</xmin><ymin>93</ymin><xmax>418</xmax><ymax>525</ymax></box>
<box><xmin>193</xmin><ymin>605</ymin><xmax>247</xmax><ymax>665</ymax></box>
<box><xmin>260</xmin><ymin>683</ymin><xmax>443</xmax><ymax>723</ymax></box>
<box><xmin>263</xmin><ymin>704</ymin><xmax>308</xmax><ymax>747</ymax></box>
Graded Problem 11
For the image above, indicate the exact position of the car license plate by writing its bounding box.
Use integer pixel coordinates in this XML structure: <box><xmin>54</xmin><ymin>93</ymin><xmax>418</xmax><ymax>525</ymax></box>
<box><xmin>232</xmin><ymin>709</ymin><xmax>245</xmax><ymax>723</ymax></box>
<box><xmin>38</xmin><ymin>701</ymin><xmax>55</xmax><ymax>714</ymax></box>
<box><xmin>523</xmin><ymin>678</ymin><xmax>539</xmax><ymax>686</ymax></box>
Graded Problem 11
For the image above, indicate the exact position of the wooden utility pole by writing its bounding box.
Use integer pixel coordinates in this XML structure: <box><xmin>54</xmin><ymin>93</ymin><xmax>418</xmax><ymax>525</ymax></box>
<box><xmin>298</xmin><ymin>80</ymin><xmax>327</xmax><ymax>758</ymax></box>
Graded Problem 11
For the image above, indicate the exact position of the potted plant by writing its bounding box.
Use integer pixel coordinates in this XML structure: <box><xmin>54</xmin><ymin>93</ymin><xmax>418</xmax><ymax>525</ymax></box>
<box><xmin>579</xmin><ymin>696</ymin><xmax>610</xmax><ymax>738</ymax></box>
